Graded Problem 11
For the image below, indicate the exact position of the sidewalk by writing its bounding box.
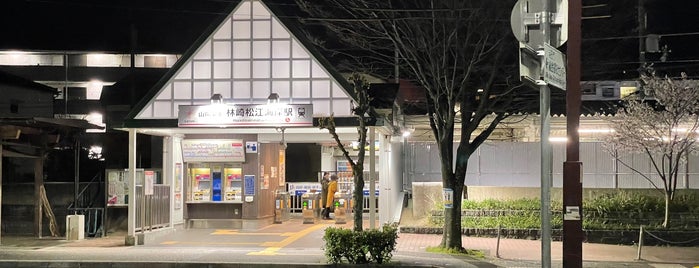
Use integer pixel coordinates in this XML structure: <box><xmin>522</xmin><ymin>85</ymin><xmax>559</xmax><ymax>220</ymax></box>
<box><xmin>1</xmin><ymin>220</ymin><xmax>698</xmax><ymax>268</ymax></box>
<box><xmin>399</xmin><ymin>233</ymin><xmax>699</xmax><ymax>267</ymax></box>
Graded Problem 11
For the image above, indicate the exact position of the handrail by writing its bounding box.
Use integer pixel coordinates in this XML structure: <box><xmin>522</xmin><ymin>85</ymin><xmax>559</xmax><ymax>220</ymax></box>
<box><xmin>67</xmin><ymin>172</ymin><xmax>103</xmax><ymax>210</ymax></box>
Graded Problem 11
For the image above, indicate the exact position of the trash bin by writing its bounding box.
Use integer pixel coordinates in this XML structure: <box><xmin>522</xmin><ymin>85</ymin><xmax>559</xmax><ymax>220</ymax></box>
<box><xmin>333</xmin><ymin>192</ymin><xmax>349</xmax><ymax>224</ymax></box>
<box><xmin>274</xmin><ymin>190</ymin><xmax>290</xmax><ymax>224</ymax></box>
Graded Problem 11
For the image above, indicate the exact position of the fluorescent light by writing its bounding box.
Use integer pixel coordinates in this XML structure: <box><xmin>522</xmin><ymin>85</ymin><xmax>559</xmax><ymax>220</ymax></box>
<box><xmin>549</xmin><ymin>137</ymin><xmax>568</xmax><ymax>142</ymax></box>
<box><xmin>578</xmin><ymin>128</ymin><xmax>614</xmax><ymax>133</ymax></box>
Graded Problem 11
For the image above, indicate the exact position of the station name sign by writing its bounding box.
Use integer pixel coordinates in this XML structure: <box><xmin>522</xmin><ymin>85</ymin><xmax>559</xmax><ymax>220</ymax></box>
<box><xmin>178</xmin><ymin>104</ymin><xmax>313</xmax><ymax>127</ymax></box>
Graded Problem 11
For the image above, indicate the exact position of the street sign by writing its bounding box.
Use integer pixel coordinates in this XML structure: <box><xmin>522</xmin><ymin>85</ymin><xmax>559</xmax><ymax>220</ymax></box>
<box><xmin>510</xmin><ymin>0</ymin><xmax>568</xmax><ymax>48</ymax></box>
<box><xmin>518</xmin><ymin>43</ymin><xmax>544</xmax><ymax>86</ymax></box>
<box><xmin>543</xmin><ymin>43</ymin><xmax>567</xmax><ymax>90</ymax></box>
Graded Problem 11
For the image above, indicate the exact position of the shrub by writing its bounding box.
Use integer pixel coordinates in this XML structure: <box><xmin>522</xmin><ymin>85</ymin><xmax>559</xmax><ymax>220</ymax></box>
<box><xmin>429</xmin><ymin>192</ymin><xmax>699</xmax><ymax>230</ymax></box>
<box><xmin>323</xmin><ymin>224</ymin><xmax>399</xmax><ymax>264</ymax></box>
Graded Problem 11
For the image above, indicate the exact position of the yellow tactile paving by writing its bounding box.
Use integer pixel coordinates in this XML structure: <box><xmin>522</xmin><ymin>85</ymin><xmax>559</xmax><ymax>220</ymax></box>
<box><xmin>159</xmin><ymin>241</ymin><xmax>258</xmax><ymax>246</ymax></box>
<box><xmin>248</xmin><ymin>224</ymin><xmax>328</xmax><ymax>256</ymax></box>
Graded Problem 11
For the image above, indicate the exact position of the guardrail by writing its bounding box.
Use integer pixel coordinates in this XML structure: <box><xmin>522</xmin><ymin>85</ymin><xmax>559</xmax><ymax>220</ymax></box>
<box><xmin>637</xmin><ymin>225</ymin><xmax>699</xmax><ymax>259</ymax></box>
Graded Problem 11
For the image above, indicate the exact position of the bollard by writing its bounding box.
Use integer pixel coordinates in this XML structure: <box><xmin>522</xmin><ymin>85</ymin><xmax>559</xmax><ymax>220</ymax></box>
<box><xmin>496</xmin><ymin>224</ymin><xmax>502</xmax><ymax>258</ymax></box>
<box><xmin>636</xmin><ymin>225</ymin><xmax>644</xmax><ymax>260</ymax></box>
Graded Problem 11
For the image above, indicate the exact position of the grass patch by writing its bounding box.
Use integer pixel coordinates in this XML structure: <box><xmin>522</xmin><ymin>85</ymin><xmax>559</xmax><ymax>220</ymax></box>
<box><xmin>426</xmin><ymin>246</ymin><xmax>486</xmax><ymax>259</ymax></box>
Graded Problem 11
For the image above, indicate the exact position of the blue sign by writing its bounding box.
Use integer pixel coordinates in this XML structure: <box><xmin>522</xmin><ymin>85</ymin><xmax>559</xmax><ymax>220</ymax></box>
<box><xmin>363</xmin><ymin>190</ymin><xmax>380</xmax><ymax>196</ymax></box>
<box><xmin>295</xmin><ymin>190</ymin><xmax>308</xmax><ymax>196</ymax></box>
<box><xmin>244</xmin><ymin>175</ymin><xmax>255</xmax><ymax>196</ymax></box>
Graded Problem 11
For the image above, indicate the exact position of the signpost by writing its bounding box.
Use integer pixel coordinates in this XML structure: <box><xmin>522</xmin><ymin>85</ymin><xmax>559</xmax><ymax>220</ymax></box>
<box><xmin>544</xmin><ymin>43</ymin><xmax>567</xmax><ymax>90</ymax></box>
<box><xmin>511</xmin><ymin>0</ymin><xmax>568</xmax><ymax>267</ymax></box>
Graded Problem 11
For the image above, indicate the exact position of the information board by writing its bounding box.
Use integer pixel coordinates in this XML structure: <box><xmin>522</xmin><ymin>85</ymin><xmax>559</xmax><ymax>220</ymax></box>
<box><xmin>244</xmin><ymin>175</ymin><xmax>255</xmax><ymax>196</ymax></box>
<box><xmin>181</xmin><ymin>139</ymin><xmax>245</xmax><ymax>162</ymax></box>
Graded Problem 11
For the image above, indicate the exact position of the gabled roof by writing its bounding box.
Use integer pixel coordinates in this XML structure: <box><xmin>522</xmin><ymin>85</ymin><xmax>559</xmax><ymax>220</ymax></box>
<box><xmin>0</xmin><ymin>70</ymin><xmax>57</xmax><ymax>94</ymax></box>
<box><xmin>124</xmin><ymin>0</ymin><xmax>359</xmax><ymax>126</ymax></box>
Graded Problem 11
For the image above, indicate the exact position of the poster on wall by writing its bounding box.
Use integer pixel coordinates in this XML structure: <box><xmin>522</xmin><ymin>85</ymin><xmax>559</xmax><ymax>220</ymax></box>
<box><xmin>181</xmin><ymin>139</ymin><xmax>245</xmax><ymax>162</ymax></box>
<box><xmin>279</xmin><ymin>149</ymin><xmax>286</xmax><ymax>187</ymax></box>
<box><xmin>259</xmin><ymin>165</ymin><xmax>267</xmax><ymax>190</ymax></box>
<box><xmin>107</xmin><ymin>170</ymin><xmax>128</xmax><ymax>206</ymax></box>
<box><xmin>145</xmin><ymin>170</ymin><xmax>154</xmax><ymax>195</ymax></box>
<box><xmin>175</xmin><ymin>163</ymin><xmax>183</xmax><ymax>210</ymax></box>
<box><xmin>262</xmin><ymin>174</ymin><xmax>270</xmax><ymax>190</ymax></box>
<box><xmin>244</xmin><ymin>175</ymin><xmax>255</xmax><ymax>195</ymax></box>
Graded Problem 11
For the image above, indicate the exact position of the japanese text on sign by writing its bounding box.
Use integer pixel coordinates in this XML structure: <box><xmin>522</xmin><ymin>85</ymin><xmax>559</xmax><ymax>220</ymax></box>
<box><xmin>178</xmin><ymin>104</ymin><xmax>313</xmax><ymax>127</ymax></box>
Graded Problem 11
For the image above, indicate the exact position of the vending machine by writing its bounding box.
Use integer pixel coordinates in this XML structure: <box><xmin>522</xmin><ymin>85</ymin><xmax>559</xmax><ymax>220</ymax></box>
<box><xmin>191</xmin><ymin>167</ymin><xmax>211</xmax><ymax>201</ymax></box>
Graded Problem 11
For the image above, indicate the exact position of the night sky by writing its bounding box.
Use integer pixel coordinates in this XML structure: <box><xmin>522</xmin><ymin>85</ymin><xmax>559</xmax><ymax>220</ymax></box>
<box><xmin>2</xmin><ymin>0</ymin><xmax>699</xmax><ymax>79</ymax></box>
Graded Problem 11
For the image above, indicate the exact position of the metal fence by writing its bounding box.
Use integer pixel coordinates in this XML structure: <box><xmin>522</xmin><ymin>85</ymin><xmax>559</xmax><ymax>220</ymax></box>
<box><xmin>135</xmin><ymin>185</ymin><xmax>170</xmax><ymax>231</ymax></box>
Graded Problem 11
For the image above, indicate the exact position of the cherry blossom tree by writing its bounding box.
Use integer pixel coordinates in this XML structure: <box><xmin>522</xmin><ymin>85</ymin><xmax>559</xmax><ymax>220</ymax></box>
<box><xmin>605</xmin><ymin>72</ymin><xmax>699</xmax><ymax>227</ymax></box>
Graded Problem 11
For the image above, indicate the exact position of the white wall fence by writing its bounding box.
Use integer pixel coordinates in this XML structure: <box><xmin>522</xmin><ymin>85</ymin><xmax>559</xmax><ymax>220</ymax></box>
<box><xmin>406</xmin><ymin>141</ymin><xmax>699</xmax><ymax>189</ymax></box>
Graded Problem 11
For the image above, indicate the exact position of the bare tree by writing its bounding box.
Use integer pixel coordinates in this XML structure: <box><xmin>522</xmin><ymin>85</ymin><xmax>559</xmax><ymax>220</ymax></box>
<box><xmin>296</xmin><ymin>0</ymin><xmax>530</xmax><ymax>250</ymax></box>
<box><xmin>318</xmin><ymin>73</ymin><xmax>371</xmax><ymax>232</ymax></box>
<box><xmin>604</xmin><ymin>72</ymin><xmax>699</xmax><ymax>228</ymax></box>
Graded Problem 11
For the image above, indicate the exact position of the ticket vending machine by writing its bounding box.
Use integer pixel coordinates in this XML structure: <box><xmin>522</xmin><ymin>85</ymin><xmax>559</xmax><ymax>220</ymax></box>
<box><xmin>224</xmin><ymin>166</ymin><xmax>242</xmax><ymax>202</ymax></box>
<box><xmin>192</xmin><ymin>168</ymin><xmax>211</xmax><ymax>201</ymax></box>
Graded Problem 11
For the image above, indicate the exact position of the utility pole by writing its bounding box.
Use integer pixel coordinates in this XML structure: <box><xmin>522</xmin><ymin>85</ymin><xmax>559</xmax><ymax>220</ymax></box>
<box><xmin>563</xmin><ymin>0</ymin><xmax>583</xmax><ymax>267</ymax></box>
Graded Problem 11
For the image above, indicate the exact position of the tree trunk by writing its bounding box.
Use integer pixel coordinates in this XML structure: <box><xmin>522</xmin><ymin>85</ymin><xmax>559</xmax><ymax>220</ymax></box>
<box><xmin>353</xmin><ymin>169</ymin><xmax>365</xmax><ymax>231</ymax></box>
<box><xmin>443</xmin><ymin>182</ymin><xmax>463</xmax><ymax>249</ymax></box>
<box><xmin>436</xmin><ymin>131</ymin><xmax>463</xmax><ymax>250</ymax></box>
<box><xmin>662</xmin><ymin>191</ymin><xmax>670</xmax><ymax>228</ymax></box>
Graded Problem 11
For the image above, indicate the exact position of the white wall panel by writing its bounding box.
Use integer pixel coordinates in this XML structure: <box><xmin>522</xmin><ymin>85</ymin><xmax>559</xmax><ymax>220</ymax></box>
<box><xmin>213</xmin><ymin>81</ymin><xmax>231</xmax><ymax>98</ymax></box>
<box><xmin>213</xmin><ymin>61</ymin><xmax>231</xmax><ymax>79</ymax></box>
<box><xmin>232</xmin><ymin>21</ymin><xmax>251</xmax><ymax>39</ymax></box>
<box><xmin>252</xmin><ymin>21</ymin><xmax>271</xmax><ymax>39</ymax></box>
<box><xmin>233</xmin><ymin>41</ymin><xmax>251</xmax><ymax>59</ymax></box>
<box><xmin>233</xmin><ymin>81</ymin><xmax>251</xmax><ymax>98</ymax></box>
<box><xmin>194</xmin><ymin>41</ymin><xmax>212</xmax><ymax>60</ymax></box>
<box><xmin>312</xmin><ymin>80</ymin><xmax>330</xmax><ymax>98</ymax></box>
<box><xmin>213</xmin><ymin>41</ymin><xmax>231</xmax><ymax>59</ymax></box>
<box><xmin>193</xmin><ymin>61</ymin><xmax>211</xmax><ymax>79</ymax></box>
<box><xmin>214</xmin><ymin>19</ymin><xmax>232</xmax><ymax>39</ymax></box>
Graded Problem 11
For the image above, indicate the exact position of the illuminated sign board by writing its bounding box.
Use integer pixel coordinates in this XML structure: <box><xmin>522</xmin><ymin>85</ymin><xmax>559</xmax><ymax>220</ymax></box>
<box><xmin>181</xmin><ymin>139</ymin><xmax>245</xmax><ymax>162</ymax></box>
<box><xmin>178</xmin><ymin>104</ymin><xmax>313</xmax><ymax>127</ymax></box>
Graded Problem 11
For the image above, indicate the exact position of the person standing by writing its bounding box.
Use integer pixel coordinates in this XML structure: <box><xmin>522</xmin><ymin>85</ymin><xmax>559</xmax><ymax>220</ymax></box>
<box><xmin>320</xmin><ymin>172</ymin><xmax>330</xmax><ymax>212</ymax></box>
<box><xmin>322</xmin><ymin>175</ymin><xmax>338</xmax><ymax>220</ymax></box>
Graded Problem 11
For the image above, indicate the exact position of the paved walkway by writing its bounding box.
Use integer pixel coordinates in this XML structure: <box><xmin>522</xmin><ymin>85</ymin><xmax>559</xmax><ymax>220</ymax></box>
<box><xmin>1</xmin><ymin>218</ymin><xmax>698</xmax><ymax>267</ymax></box>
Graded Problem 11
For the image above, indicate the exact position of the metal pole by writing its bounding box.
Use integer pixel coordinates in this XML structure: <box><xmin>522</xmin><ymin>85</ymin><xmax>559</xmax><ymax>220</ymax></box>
<box><xmin>496</xmin><ymin>224</ymin><xmax>502</xmax><ymax>258</ymax></box>
<box><xmin>369</xmin><ymin>127</ymin><xmax>376</xmax><ymax>229</ymax></box>
<box><xmin>540</xmin><ymin>84</ymin><xmax>552</xmax><ymax>268</ymax></box>
<box><xmin>0</xmin><ymin>143</ymin><xmax>3</xmax><ymax>244</ymax></box>
<box><xmin>126</xmin><ymin>129</ymin><xmax>137</xmax><ymax>246</ymax></box>
<box><xmin>540</xmin><ymin>1</ymin><xmax>552</xmax><ymax>267</ymax></box>
<box><xmin>636</xmin><ymin>225</ymin><xmax>644</xmax><ymax>260</ymax></box>
<box><xmin>564</xmin><ymin>0</ymin><xmax>584</xmax><ymax>267</ymax></box>
<box><xmin>74</xmin><ymin>138</ymin><xmax>80</xmax><ymax>211</ymax></box>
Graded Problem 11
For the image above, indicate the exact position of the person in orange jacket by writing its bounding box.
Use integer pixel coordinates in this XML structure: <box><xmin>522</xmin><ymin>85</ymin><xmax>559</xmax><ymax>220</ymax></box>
<box><xmin>322</xmin><ymin>175</ymin><xmax>338</xmax><ymax>220</ymax></box>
